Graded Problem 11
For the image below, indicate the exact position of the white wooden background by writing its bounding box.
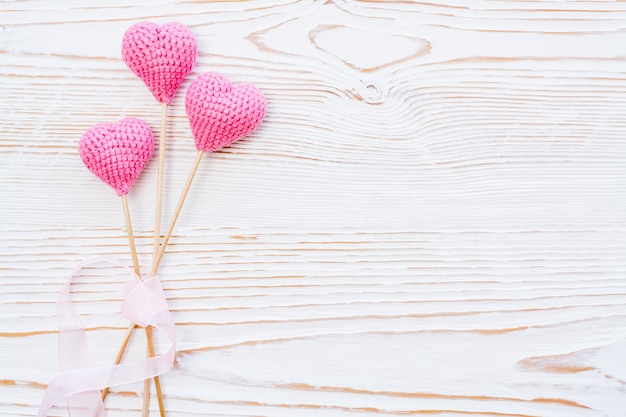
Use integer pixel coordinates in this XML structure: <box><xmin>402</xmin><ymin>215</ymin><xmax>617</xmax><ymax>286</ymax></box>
<box><xmin>1</xmin><ymin>1</ymin><xmax>626</xmax><ymax>416</ymax></box>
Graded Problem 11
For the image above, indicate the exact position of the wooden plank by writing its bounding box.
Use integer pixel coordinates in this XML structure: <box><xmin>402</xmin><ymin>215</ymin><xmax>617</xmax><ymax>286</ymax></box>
<box><xmin>1</xmin><ymin>1</ymin><xmax>625</xmax><ymax>416</ymax></box>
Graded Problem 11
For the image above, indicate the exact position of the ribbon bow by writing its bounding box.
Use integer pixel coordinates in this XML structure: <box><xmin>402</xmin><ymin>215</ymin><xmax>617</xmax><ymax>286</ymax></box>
<box><xmin>37</xmin><ymin>258</ymin><xmax>176</xmax><ymax>417</ymax></box>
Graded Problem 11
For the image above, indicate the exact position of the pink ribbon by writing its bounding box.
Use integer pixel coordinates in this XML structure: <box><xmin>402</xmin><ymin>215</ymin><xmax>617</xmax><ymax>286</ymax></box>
<box><xmin>37</xmin><ymin>257</ymin><xmax>176</xmax><ymax>417</ymax></box>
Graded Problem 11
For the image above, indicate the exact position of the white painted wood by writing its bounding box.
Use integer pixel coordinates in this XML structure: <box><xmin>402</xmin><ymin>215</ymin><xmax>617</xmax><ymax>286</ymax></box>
<box><xmin>1</xmin><ymin>1</ymin><xmax>625</xmax><ymax>416</ymax></box>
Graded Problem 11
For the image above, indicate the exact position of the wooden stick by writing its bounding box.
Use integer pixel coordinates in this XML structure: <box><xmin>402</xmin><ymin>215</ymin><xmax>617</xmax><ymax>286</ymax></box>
<box><xmin>150</xmin><ymin>103</ymin><xmax>169</xmax><ymax>417</ymax></box>
<box><xmin>151</xmin><ymin>150</ymin><xmax>204</xmax><ymax>275</ymax></box>
<box><xmin>101</xmin><ymin>323</ymin><xmax>136</xmax><ymax>400</ymax></box>
<box><xmin>142</xmin><ymin>371</ymin><xmax>151</xmax><ymax>417</ymax></box>
<box><xmin>146</xmin><ymin>326</ymin><xmax>166</xmax><ymax>417</ymax></box>
<box><xmin>119</xmin><ymin>195</ymin><xmax>166</xmax><ymax>417</ymax></box>
<box><xmin>101</xmin><ymin>322</ymin><xmax>165</xmax><ymax>417</ymax></box>
<box><xmin>153</xmin><ymin>103</ymin><xmax>168</xmax><ymax>259</ymax></box>
<box><xmin>121</xmin><ymin>195</ymin><xmax>140</xmax><ymax>277</ymax></box>
<box><xmin>104</xmin><ymin>152</ymin><xmax>204</xmax><ymax>410</ymax></box>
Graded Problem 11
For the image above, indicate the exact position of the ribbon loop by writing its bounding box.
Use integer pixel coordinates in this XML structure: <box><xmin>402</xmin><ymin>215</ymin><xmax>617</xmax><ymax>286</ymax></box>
<box><xmin>37</xmin><ymin>257</ymin><xmax>176</xmax><ymax>417</ymax></box>
<box><xmin>122</xmin><ymin>274</ymin><xmax>170</xmax><ymax>328</ymax></box>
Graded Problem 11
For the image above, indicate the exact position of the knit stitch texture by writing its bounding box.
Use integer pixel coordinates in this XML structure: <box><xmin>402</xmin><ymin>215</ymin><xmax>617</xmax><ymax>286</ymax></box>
<box><xmin>122</xmin><ymin>22</ymin><xmax>197</xmax><ymax>104</ymax></box>
<box><xmin>185</xmin><ymin>72</ymin><xmax>267</xmax><ymax>152</ymax></box>
<box><xmin>79</xmin><ymin>118</ymin><xmax>154</xmax><ymax>196</ymax></box>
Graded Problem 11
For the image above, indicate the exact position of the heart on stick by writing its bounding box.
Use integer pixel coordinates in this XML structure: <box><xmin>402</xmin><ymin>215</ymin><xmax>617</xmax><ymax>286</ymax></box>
<box><xmin>122</xmin><ymin>22</ymin><xmax>197</xmax><ymax>104</ymax></box>
<box><xmin>79</xmin><ymin>118</ymin><xmax>154</xmax><ymax>196</ymax></box>
<box><xmin>186</xmin><ymin>72</ymin><xmax>267</xmax><ymax>152</ymax></box>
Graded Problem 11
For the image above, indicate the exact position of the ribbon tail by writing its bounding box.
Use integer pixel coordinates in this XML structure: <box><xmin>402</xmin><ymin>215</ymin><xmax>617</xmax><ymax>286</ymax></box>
<box><xmin>37</xmin><ymin>258</ymin><xmax>176</xmax><ymax>417</ymax></box>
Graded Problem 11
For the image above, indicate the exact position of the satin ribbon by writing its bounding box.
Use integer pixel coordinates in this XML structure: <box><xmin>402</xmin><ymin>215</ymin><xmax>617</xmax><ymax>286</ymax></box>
<box><xmin>37</xmin><ymin>257</ymin><xmax>176</xmax><ymax>417</ymax></box>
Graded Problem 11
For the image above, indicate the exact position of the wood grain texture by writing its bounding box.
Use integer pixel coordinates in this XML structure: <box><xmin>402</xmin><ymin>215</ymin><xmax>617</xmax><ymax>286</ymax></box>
<box><xmin>1</xmin><ymin>1</ymin><xmax>625</xmax><ymax>416</ymax></box>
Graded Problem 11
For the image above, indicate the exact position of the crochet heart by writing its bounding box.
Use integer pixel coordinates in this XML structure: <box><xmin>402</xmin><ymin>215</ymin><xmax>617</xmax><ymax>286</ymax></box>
<box><xmin>79</xmin><ymin>118</ymin><xmax>154</xmax><ymax>196</ymax></box>
<box><xmin>122</xmin><ymin>21</ymin><xmax>197</xmax><ymax>104</ymax></box>
<box><xmin>185</xmin><ymin>72</ymin><xmax>267</xmax><ymax>152</ymax></box>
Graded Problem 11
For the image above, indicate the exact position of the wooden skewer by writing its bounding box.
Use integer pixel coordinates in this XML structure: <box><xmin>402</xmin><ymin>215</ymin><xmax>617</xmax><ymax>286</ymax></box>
<box><xmin>142</xmin><ymin>370</ymin><xmax>151</xmax><ymax>417</ymax></box>
<box><xmin>117</xmin><ymin>195</ymin><xmax>166</xmax><ymax>417</ymax></box>
<box><xmin>146</xmin><ymin>325</ymin><xmax>166</xmax><ymax>417</ymax></box>
<box><xmin>153</xmin><ymin>103</ymin><xmax>168</xmax><ymax>260</ymax></box>
<box><xmin>103</xmin><ymin>106</ymin><xmax>174</xmax><ymax>415</ymax></box>
<box><xmin>148</xmin><ymin>102</ymin><xmax>169</xmax><ymax>417</ymax></box>
<box><xmin>100</xmin><ymin>323</ymin><xmax>136</xmax><ymax>400</ymax></box>
<box><xmin>105</xmin><ymin>151</ymin><xmax>205</xmax><ymax>412</ymax></box>
<box><xmin>151</xmin><ymin>150</ymin><xmax>204</xmax><ymax>275</ymax></box>
<box><xmin>121</xmin><ymin>195</ymin><xmax>140</xmax><ymax>277</ymax></box>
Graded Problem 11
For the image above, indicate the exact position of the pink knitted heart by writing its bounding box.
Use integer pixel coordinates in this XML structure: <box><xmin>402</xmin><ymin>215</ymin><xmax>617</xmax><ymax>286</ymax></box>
<box><xmin>79</xmin><ymin>118</ymin><xmax>154</xmax><ymax>196</ymax></box>
<box><xmin>122</xmin><ymin>21</ymin><xmax>197</xmax><ymax>104</ymax></box>
<box><xmin>185</xmin><ymin>72</ymin><xmax>267</xmax><ymax>152</ymax></box>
